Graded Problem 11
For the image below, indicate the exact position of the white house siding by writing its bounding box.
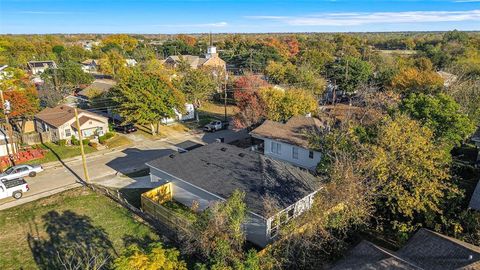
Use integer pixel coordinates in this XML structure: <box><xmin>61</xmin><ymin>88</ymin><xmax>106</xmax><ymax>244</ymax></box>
<box><xmin>148</xmin><ymin>166</ymin><xmax>269</xmax><ymax>247</ymax></box>
<box><xmin>263</xmin><ymin>138</ymin><xmax>321</xmax><ymax>170</ymax></box>
<box><xmin>36</xmin><ymin>112</ymin><xmax>108</xmax><ymax>141</ymax></box>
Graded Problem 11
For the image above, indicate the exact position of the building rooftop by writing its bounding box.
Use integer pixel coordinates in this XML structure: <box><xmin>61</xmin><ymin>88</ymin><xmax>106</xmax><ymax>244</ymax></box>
<box><xmin>250</xmin><ymin>116</ymin><xmax>324</xmax><ymax>149</ymax></box>
<box><xmin>35</xmin><ymin>105</ymin><xmax>103</xmax><ymax>128</ymax></box>
<box><xmin>77</xmin><ymin>79</ymin><xmax>116</xmax><ymax>97</ymax></box>
<box><xmin>332</xmin><ymin>228</ymin><xmax>480</xmax><ymax>270</ymax></box>
<box><xmin>146</xmin><ymin>143</ymin><xmax>321</xmax><ymax>218</ymax></box>
<box><xmin>27</xmin><ymin>60</ymin><xmax>57</xmax><ymax>69</ymax></box>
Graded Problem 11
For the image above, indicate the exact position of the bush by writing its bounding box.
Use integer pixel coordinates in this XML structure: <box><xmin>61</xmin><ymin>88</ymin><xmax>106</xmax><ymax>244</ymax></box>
<box><xmin>99</xmin><ymin>132</ymin><xmax>115</xmax><ymax>144</ymax></box>
<box><xmin>56</xmin><ymin>139</ymin><xmax>67</xmax><ymax>147</ymax></box>
<box><xmin>82</xmin><ymin>139</ymin><xmax>90</xmax><ymax>145</ymax></box>
<box><xmin>71</xmin><ymin>136</ymin><xmax>79</xmax><ymax>145</ymax></box>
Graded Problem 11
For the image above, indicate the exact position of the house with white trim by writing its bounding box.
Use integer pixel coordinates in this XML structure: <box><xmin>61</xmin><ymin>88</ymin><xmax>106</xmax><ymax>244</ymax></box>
<box><xmin>146</xmin><ymin>143</ymin><xmax>321</xmax><ymax>247</ymax></box>
<box><xmin>250</xmin><ymin>116</ymin><xmax>324</xmax><ymax>170</ymax></box>
<box><xmin>34</xmin><ymin>105</ymin><xmax>108</xmax><ymax>141</ymax></box>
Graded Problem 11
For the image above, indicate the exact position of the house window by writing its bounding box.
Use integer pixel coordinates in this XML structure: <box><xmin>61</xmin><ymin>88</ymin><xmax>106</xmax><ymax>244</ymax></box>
<box><xmin>292</xmin><ymin>147</ymin><xmax>298</xmax><ymax>159</ymax></box>
<box><xmin>309</xmin><ymin>151</ymin><xmax>314</xmax><ymax>159</ymax></box>
<box><xmin>65</xmin><ymin>128</ymin><xmax>71</xmax><ymax>137</ymax></box>
<box><xmin>271</xmin><ymin>142</ymin><xmax>281</xmax><ymax>154</ymax></box>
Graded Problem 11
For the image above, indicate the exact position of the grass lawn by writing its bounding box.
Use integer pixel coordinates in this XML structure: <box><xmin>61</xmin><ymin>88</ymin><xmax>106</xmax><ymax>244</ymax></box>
<box><xmin>0</xmin><ymin>188</ymin><xmax>160</xmax><ymax>270</ymax></box>
<box><xmin>105</xmin><ymin>134</ymin><xmax>133</xmax><ymax>149</ymax></box>
<box><xmin>199</xmin><ymin>101</ymin><xmax>238</xmax><ymax>118</ymax></box>
<box><xmin>26</xmin><ymin>142</ymin><xmax>97</xmax><ymax>165</ymax></box>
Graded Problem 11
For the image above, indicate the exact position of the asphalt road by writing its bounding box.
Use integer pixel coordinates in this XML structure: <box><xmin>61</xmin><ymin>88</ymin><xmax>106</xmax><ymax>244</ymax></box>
<box><xmin>0</xmin><ymin>127</ymin><xmax>250</xmax><ymax>210</ymax></box>
<box><xmin>0</xmin><ymin>133</ymin><xmax>202</xmax><ymax>210</ymax></box>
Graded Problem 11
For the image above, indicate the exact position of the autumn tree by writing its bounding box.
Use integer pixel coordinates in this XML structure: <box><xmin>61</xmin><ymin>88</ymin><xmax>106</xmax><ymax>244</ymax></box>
<box><xmin>101</xmin><ymin>34</ymin><xmax>138</xmax><ymax>53</ymax></box>
<box><xmin>99</xmin><ymin>50</ymin><xmax>130</xmax><ymax>79</ymax></box>
<box><xmin>232</xmin><ymin>74</ymin><xmax>269</xmax><ymax>128</ymax></box>
<box><xmin>259</xmin><ymin>87</ymin><xmax>318</xmax><ymax>122</ymax></box>
<box><xmin>112</xmin><ymin>70</ymin><xmax>185</xmax><ymax>135</ymax></box>
<box><xmin>390</xmin><ymin>67</ymin><xmax>444</xmax><ymax>95</ymax></box>
<box><xmin>367</xmin><ymin>114</ymin><xmax>456</xmax><ymax>239</ymax></box>
<box><xmin>400</xmin><ymin>93</ymin><xmax>475</xmax><ymax>147</ymax></box>
<box><xmin>114</xmin><ymin>243</ymin><xmax>187</xmax><ymax>270</ymax></box>
<box><xmin>0</xmin><ymin>67</ymin><xmax>40</xmax><ymax>134</ymax></box>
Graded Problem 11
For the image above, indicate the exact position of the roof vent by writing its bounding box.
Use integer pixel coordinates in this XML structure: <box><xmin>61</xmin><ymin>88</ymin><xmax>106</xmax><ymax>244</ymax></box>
<box><xmin>220</xmin><ymin>147</ymin><xmax>227</xmax><ymax>152</ymax></box>
<box><xmin>238</xmin><ymin>153</ymin><xmax>245</xmax><ymax>157</ymax></box>
<box><xmin>169</xmin><ymin>154</ymin><xmax>176</xmax><ymax>158</ymax></box>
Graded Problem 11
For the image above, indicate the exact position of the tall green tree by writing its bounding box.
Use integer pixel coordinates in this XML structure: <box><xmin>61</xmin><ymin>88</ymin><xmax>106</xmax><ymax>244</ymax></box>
<box><xmin>112</xmin><ymin>70</ymin><xmax>185</xmax><ymax>134</ymax></box>
<box><xmin>329</xmin><ymin>56</ymin><xmax>372</xmax><ymax>94</ymax></box>
<box><xmin>400</xmin><ymin>93</ymin><xmax>475</xmax><ymax>147</ymax></box>
<box><xmin>259</xmin><ymin>87</ymin><xmax>318</xmax><ymax>122</ymax></box>
<box><xmin>175</xmin><ymin>68</ymin><xmax>218</xmax><ymax>121</ymax></box>
<box><xmin>367</xmin><ymin>114</ymin><xmax>456</xmax><ymax>239</ymax></box>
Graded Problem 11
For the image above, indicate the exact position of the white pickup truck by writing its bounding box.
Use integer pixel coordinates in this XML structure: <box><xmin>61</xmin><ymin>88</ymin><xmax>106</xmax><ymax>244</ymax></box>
<box><xmin>0</xmin><ymin>178</ymin><xmax>29</xmax><ymax>200</ymax></box>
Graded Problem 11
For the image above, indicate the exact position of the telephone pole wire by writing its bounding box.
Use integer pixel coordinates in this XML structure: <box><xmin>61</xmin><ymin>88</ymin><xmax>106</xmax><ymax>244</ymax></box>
<box><xmin>74</xmin><ymin>107</ymin><xmax>90</xmax><ymax>183</ymax></box>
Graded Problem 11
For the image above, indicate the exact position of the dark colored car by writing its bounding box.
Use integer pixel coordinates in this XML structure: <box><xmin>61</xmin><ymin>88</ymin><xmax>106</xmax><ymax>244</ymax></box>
<box><xmin>113</xmin><ymin>123</ymin><xmax>137</xmax><ymax>134</ymax></box>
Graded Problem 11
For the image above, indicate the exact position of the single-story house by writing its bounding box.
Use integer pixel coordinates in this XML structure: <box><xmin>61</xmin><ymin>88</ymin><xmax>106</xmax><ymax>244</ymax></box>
<box><xmin>146</xmin><ymin>143</ymin><xmax>321</xmax><ymax>247</ymax></box>
<box><xmin>250</xmin><ymin>115</ymin><xmax>324</xmax><ymax>170</ymax></box>
<box><xmin>80</xmin><ymin>59</ymin><xmax>99</xmax><ymax>73</ymax></box>
<box><xmin>34</xmin><ymin>105</ymin><xmax>108</xmax><ymax>141</ymax></box>
<box><xmin>331</xmin><ymin>228</ymin><xmax>480</xmax><ymax>270</ymax></box>
<box><xmin>27</xmin><ymin>60</ymin><xmax>57</xmax><ymax>75</ymax></box>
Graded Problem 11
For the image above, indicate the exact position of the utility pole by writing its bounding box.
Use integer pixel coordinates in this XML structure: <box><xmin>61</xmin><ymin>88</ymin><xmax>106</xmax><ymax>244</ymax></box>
<box><xmin>0</xmin><ymin>90</ymin><xmax>16</xmax><ymax>166</ymax></box>
<box><xmin>74</xmin><ymin>108</ymin><xmax>90</xmax><ymax>183</ymax></box>
<box><xmin>224</xmin><ymin>73</ymin><xmax>228</xmax><ymax>122</ymax></box>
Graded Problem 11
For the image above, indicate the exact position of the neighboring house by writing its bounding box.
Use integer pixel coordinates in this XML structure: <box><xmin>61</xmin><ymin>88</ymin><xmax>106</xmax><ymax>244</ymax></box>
<box><xmin>0</xmin><ymin>128</ymin><xmax>17</xmax><ymax>157</ymax></box>
<box><xmin>34</xmin><ymin>105</ymin><xmax>108</xmax><ymax>141</ymax></box>
<box><xmin>250</xmin><ymin>116</ymin><xmax>324</xmax><ymax>170</ymax></box>
<box><xmin>470</xmin><ymin>181</ymin><xmax>480</xmax><ymax>210</ymax></box>
<box><xmin>80</xmin><ymin>59</ymin><xmax>99</xmax><ymax>73</ymax></box>
<box><xmin>77</xmin><ymin>79</ymin><xmax>116</xmax><ymax>100</ymax></box>
<box><xmin>27</xmin><ymin>60</ymin><xmax>57</xmax><ymax>75</ymax></box>
<box><xmin>146</xmin><ymin>143</ymin><xmax>321</xmax><ymax>247</ymax></box>
<box><xmin>163</xmin><ymin>45</ymin><xmax>226</xmax><ymax>71</ymax></box>
<box><xmin>125</xmin><ymin>59</ymin><xmax>137</xmax><ymax>67</ymax></box>
<box><xmin>331</xmin><ymin>228</ymin><xmax>480</xmax><ymax>270</ymax></box>
<box><xmin>437</xmin><ymin>71</ymin><xmax>458</xmax><ymax>87</ymax></box>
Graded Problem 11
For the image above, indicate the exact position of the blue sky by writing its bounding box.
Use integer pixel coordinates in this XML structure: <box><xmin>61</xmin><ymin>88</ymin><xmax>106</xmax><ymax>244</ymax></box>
<box><xmin>0</xmin><ymin>0</ymin><xmax>479</xmax><ymax>34</ymax></box>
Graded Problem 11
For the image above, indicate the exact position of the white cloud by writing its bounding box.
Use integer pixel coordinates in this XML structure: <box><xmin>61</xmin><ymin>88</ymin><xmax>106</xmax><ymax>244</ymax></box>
<box><xmin>455</xmin><ymin>0</ymin><xmax>480</xmax><ymax>3</ymax></box>
<box><xmin>246</xmin><ymin>10</ymin><xmax>480</xmax><ymax>26</ymax></box>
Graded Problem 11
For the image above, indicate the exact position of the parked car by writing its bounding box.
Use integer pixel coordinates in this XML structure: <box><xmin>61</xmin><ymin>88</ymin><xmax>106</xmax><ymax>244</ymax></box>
<box><xmin>0</xmin><ymin>164</ymin><xmax>44</xmax><ymax>181</ymax></box>
<box><xmin>0</xmin><ymin>178</ymin><xmax>29</xmax><ymax>199</ymax></box>
<box><xmin>113</xmin><ymin>123</ymin><xmax>137</xmax><ymax>134</ymax></box>
<box><xmin>203</xmin><ymin>120</ymin><xmax>229</xmax><ymax>132</ymax></box>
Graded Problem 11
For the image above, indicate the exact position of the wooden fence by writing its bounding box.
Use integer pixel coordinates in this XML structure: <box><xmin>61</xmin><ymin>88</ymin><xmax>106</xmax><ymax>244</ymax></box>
<box><xmin>141</xmin><ymin>183</ymin><xmax>192</xmax><ymax>237</ymax></box>
<box><xmin>21</xmin><ymin>131</ymin><xmax>53</xmax><ymax>145</ymax></box>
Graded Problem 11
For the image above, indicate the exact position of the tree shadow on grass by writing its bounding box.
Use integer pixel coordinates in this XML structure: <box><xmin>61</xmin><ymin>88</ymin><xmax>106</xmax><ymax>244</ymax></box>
<box><xmin>27</xmin><ymin>210</ymin><xmax>116</xmax><ymax>270</ymax></box>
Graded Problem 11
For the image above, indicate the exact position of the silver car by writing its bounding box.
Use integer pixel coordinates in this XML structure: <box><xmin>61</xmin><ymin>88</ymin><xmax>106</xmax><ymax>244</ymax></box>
<box><xmin>0</xmin><ymin>164</ymin><xmax>44</xmax><ymax>181</ymax></box>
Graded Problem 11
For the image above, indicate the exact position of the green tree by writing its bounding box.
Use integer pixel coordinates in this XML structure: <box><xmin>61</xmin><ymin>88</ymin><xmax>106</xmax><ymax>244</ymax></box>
<box><xmin>188</xmin><ymin>190</ymin><xmax>261</xmax><ymax>270</ymax></box>
<box><xmin>99</xmin><ymin>50</ymin><xmax>130</xmax><ymax>79</ymax></box>
<box><xmin>329</xmin><ymin>56</ymin><xmax>372</xmax><ymax>93</ymax></box>
<box><xmin>175</xmin><ymin>68</ymin><xmax>218</xmax><ymax>120</ymax></box>
<box><xmin>367</xmin><ymin>114</ymin><xmax>456</xmax><ymax>238</ymax></box>
<box><xmin>400</xmin><ymin>93</ymin><xmax>475</xmax><ymax>147</ymax></box>
<box><xmin>390</xmin><ymin>67</ymin><xmax>444</xmax><ymax>95</ymax></box>
<box><xmin>112</xmin><ymin>70</ymin><xmax>185</xmax><ymax>134</ymax></box>
<box><xmin>114</xmin><ymin>243</ymin><xmax>187</xmax><ymax>270</ymax></box>
<box><xmin>259</xmin><ymin>87</ymin><xmax>318</xmax><ymax>122</ymax></box>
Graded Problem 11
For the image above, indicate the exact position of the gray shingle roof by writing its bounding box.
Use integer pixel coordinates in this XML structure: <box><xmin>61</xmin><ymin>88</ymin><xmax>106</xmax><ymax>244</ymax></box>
<box><xmin>331</xmin><ymin>229</ymin><xmax>480</xmax><ymax>270</ymax></box>
<box><xmin>250</xmin><ymin>116</ymin><xmax>325</xmax><ymax>149</ymax></box>
<box><xmin>146</xmin><ymin>143</ymin><xmax>321</xmax><ymax>218</ymax></box>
